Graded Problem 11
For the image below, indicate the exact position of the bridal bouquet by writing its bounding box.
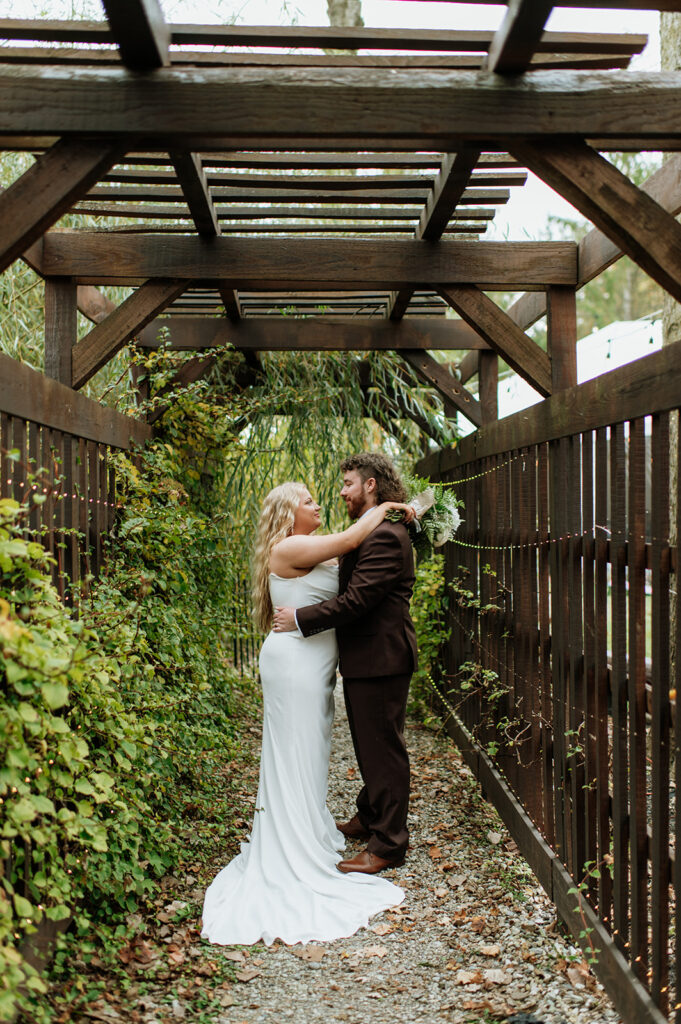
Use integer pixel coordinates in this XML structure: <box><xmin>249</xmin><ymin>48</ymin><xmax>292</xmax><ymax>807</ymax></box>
<box><xmin>387</xmin><ymin>477</ymin><xmax>463</xmax><ymax>561</ymax></box>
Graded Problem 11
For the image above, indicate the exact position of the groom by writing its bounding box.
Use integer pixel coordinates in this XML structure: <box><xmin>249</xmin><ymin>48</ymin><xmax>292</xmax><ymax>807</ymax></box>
<box><xmin>273</xmin><ymin>452</ymin><xmax>417</xmax><ymax>874</ymax></box>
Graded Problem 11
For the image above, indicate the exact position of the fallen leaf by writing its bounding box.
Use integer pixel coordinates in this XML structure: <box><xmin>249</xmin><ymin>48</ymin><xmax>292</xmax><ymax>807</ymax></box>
<box><xmin>567</xmin><ymin>961</ymin><xmax>590</xmax><ymax>990</ymax></box>
<box><xmin>487</xmin><ymin>831</ymin><xmax>502</xmax><ymax>845</ymax></box>
<box><xmin>361</xmin><ymin>945</ymin><xmax>388</xmax><ymax>959</ymax></box>
<box><xmin>167</xmin><ymin>949</ymin><xmax>186</xmax><ymax>967</ymax></box>
<box><xmin>235</xmin><ymin>969</ymin><xmax>261</xmax><ymax>983</ymax></box>
<box><xmin>223</xmin><ymin>951</ymin><xmax>246</xmax><ymax>963</ymax></box>
<box><xmin>456</xmin><ymin>969</ymin><xmax>483</xmax><ymax>985</ymax></box>
<box><xmin>428</xmin><ymin>846</ymin><xmax>443</xmax><ymax>861</ymax></box>
<box><xmin>251</xmin><ymin>958</ymin><xmax>264</xmax><ymax>966</ymax></box>
<box><xmin>452</xmin><ymin>909</ymin><xmax>468</xmax><ymax>925</ymax></box>
<box><xmin>480</xmin><ymin>944</ymin><xmax>501</xmax><ymax>957</ymax></box>
<box><xmin>471</xmin><ymin>916</ymin><xmax>486</xmax><ymax>933</ymax></box>
<box><xmin>290</xmin><ymin>945</ymin><xmax>325</xmax><ymax>962</ymax></box>
<box><xmin>371</xmin><ymin>922</ymin><xmax>393</xmax><ymax>936</ymax></box>
<box><xmin>346</xmin><ymin>767</ymin><xmax>356</xmax><ymax>780</ymax></box>
<box><xmin>483</xmin><ymin>968</ymin><xmax>511</xmax><ymax>985</ymax></box>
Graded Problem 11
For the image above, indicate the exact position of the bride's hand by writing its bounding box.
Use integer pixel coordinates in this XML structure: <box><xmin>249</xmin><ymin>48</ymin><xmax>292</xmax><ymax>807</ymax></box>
<box><xmin>382</xmin><ymin>501</ymin><xmax>416</xmax><ymax>524</ymax></box>
<box><xmin>273</xmin><ymin>606</ymin><xmax>297</xmax><ymax>632</ymax></box>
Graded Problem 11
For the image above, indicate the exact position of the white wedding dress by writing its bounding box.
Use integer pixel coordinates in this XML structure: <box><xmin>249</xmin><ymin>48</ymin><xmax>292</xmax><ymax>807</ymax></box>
<box><xmin>201</xmin><ymin>562</ymin><xmax>404</xmax><ymax>946</ymax></box>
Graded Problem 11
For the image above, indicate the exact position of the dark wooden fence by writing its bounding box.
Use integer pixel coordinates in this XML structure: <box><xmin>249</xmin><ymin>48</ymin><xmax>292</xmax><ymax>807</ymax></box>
<box><xmin>0</xmin><ymin>353</ymin><xmax>151</xmax><ymax>598</ymax></box>
<box><xmin>419</xmin><ymin>342</ymin><xmax>681</xmax><ymax>1024</ymax></box>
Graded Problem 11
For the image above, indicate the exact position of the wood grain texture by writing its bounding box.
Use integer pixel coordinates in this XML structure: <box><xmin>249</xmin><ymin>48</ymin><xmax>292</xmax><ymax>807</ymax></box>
<box><xmin>0</xmin><ymin>21</ymin><xmax>648</xmax><ymax>53</ymax></box>
<box><xmin>0</xmin><ymin>67</ymin><xmax>675</xmax><ymax>146</ymax></box>
<box><xmin>505</xmin><ymin>154</ymin><xmax>681</xmax><ymax>332</ymax></box>
<box><xmin>546</xmin><ymin>285</ymin><xmax>577</xmax><ymax>390</ymax></box>
<box><xmin>485</xmin><ymin>0</ymin><xmax>554</xmax><ymax>73</ymax></box>
<box><xmin>0</xmin><ymin>137</ymin><xmax>122</xmax><ymax>274</ymax></box>
<box><xmin>101</xmin><ymin>0</ymin><xmax>169</xmax><ymax>70</ymax></box>
<box><xmin>136</xmin><ymin>315</ymin><xmax>484</xmax><ymax>350</ymax></box>
<box><xmin>400</xmin><ymin>350</ymin><xmax>482</xmax><ymax>427</ymax></box>
<box><xmin>169</xmin><ymin>151</ymin><xmax>219</xmax><ymax>236</ymax></box>
<box><xmin>71</xmin><ymin>278</ymin><xmax>188</xmax><ymax>388</ymax></box>
<box><xmin>44</xmin><ymin>278</ymin><xmax>76</xmax><ymax>385</ymax></box>
<box><xmin>39</xmin><ymin>235</ymin><xmax>577</xmax><ymax>288</ymax></box>
<box><xmin>438</xmin><ymin>284</ymin><xmax>552</xmax><ymax>396</ymax></box>
<box><xmin>513</xmin><ymin>140</ymin><xmax>681</xmax><ymax>303</ymax></box>
<box><xmin>0</xmin><ymin>351</ymin><xmax>151</xmax><ymax>447</ymax></box>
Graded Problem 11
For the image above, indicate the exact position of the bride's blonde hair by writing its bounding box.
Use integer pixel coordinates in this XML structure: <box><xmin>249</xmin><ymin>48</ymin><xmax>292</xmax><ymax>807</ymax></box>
<box><xmin>251</xmin><ymin>482</ymin><xmax>308</xmax><ymax>633</ymax></box>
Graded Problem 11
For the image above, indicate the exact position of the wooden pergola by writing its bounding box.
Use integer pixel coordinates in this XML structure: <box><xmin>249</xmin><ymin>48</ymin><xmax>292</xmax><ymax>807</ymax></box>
<box><xmin>3</xmin><ymin>3</ymin><xmax>681</xmax><ymax>1022</ymax></box>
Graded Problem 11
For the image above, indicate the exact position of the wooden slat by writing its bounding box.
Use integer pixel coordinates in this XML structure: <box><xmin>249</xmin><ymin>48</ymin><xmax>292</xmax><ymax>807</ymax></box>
<box><xmin>400</xmin><ymin>350</ymin><xmax>482</xmax><ymax>427</ymax></box>
<box><xmin>71</xmin><ymin>279</ymin><xmax>189</xmax><ymax>389</ymax></box>
<box><xmin>0</xmin><ymin>21</ymin><xmax>648</xmax><ymax>53</ymax></box>
<box><xmin>44</xmin><ymin>278</ymin><xmax>77</xmax><ymax>385</ymax></box>
<box><xmin>0</xmin><ymin>67</ymin><xmax>672</xmax><ymax>147</ymax></box>
<box><xmin>478</xmin><ymin>351</ymin><xmax>498</xmax><ymax>422</ymax></box>
<box><xmin>40</xmin><ymin>235</ymin><xmax>577</xmax><ymax>289</ymax></box>
<box><xmin>485</xmin><ymin>0</ymin><xmax>554</xmax><ymax>74</ymax></box>
<box><xmin>438</xmin><ymin>285</ymin><xmax>552</xmax><ymax>397</ymax></box>
<box><xmin>566</xmin><ymin>433</ymin><xmax>584</xmax><ymax>879</ymax></box>
<box><xmin>650</xmin><ymin>412</ymin><xmax>671</xmax><ymax>1011</ymax></box>
<box><xmin>628</xmin><ymin>416</ymin><xmax>648</xmax><ymax>979</ymax></box>
<box><xmin>610</xmin><ymin>421</ymin><xmax>628</xmax><ymax>954</ymax></box>
<box><xmin>513</xmin><ymin>140</ymin><xmax>681</xmax><ymax>305</ymax></box>
<box><xmin>0</xmin><ymin>351</ymin><xmax>151</xmax><ymax>449</ymax></box>
<box><xmin>169</xmin><ymin>151</ymin><xmax>220</xmax><ymax>236</ymax></box>
<box><xmin>102</xmin><ymin>0</ymin><xmax>168</xmax><ymax>70</ymax></box>
<box><xmin>100</xmin><ymin>168</ymin><xmax>525</xmax><ymax>189</ymax></box>
<box><xmin>84</xmin><ymin>184</ymin><xmax>510</xmax><ymax>205</ymax></box>
<box><xmin>0</xmin><ymin>138</ymin><xmax>122</xmax><ymax>274</ymax></box>
<box><xmin>594</xmin><ymin>426</ymin><xmax>612</xmax><ymax>930</ymax></box>
<box><xmin>581</xmin><ymin>429</ymin><xmax>597</xmax><ymax>904</ymax></box>
<box><xmin>137</xmin><ymin>315</ymin><xmax>484</xmax><ymax>351</ymax></box>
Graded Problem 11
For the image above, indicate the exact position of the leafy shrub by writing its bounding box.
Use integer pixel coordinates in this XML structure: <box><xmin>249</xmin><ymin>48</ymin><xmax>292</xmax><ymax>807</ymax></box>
<box><xmin>409</xmin><ymin>553</ymin><xmax>450</xmax><ymax>723</ymax></box>
<box><xmin>0</xmin><ymin>432</ymin><xmax>254</xmax><ymax>1023</ymax></box>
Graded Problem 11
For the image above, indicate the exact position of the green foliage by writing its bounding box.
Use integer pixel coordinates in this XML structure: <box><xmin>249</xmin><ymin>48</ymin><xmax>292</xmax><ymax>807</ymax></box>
<box><xmin>409</xmin><ymin>554</ymin><xmax>450</xmax><ymax>721</ymax></box>
<box><xmin>0</xmin><ymin>423</ymin><xmax>254</xmax><ymax>1022</ymax></box>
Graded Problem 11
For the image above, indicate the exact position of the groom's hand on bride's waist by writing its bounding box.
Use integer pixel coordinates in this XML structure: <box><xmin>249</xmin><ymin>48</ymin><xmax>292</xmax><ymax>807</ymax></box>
<box><xmin>273</xmin><ymin>606</ymin><xmax>297</xmax><ymax>632</ymax></box>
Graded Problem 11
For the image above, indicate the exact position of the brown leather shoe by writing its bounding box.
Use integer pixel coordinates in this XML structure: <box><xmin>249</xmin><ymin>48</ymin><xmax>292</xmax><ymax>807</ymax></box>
<box><xmin>336</xmin><ymin>815</ymin><xmax>371</xmax><ymax>840</ymax></box>
<box><xmin>337</xmin><ymin>849</ymin><xmax>405</xmax><ymax>874</ymax></box>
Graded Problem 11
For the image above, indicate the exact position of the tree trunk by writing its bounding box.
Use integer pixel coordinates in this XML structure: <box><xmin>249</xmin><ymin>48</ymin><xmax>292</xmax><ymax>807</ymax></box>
<box><xmin>327</xmin><ymin>0</ymin><xmax>363</xmax><ymax>27</ymax></box>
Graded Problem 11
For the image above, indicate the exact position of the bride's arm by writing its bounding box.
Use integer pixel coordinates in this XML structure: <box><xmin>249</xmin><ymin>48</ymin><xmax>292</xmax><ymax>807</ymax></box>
<box><xmin>271</xmin><ymin>502</ymin><xmax>413</xmax><ymax>572</ymax></box>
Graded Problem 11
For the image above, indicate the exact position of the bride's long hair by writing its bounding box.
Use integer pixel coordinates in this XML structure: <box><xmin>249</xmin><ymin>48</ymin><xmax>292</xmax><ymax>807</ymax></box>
<box><xmin>251</xmin><ymin>482</ymin><xmax>308</xmax><ymax>633</ymax></box>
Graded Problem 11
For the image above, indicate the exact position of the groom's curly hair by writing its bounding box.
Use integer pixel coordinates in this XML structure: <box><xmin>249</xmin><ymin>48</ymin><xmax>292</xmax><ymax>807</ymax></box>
<box><xmin>340</xmin><ymin>452</ymin><xmax>408</xmax><ymax>504</ymax></box>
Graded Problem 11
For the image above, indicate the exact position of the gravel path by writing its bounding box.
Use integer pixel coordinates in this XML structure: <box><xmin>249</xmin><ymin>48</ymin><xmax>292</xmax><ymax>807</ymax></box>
<box><xmin>210</xmin><ymin>685</ymin><xmax>623</xmax><ymax>1024</ymax></box>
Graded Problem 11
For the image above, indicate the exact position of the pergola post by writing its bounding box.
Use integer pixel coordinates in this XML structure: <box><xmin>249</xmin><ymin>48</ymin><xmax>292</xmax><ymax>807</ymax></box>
<box><xmin>478</xmin><ymin>350</ymin><xmax>498</xmax><ymax>422</ymax></box>
<box><xmin>547</xmin><ymin>285</ymin><xmax>578</xmax><ymax>391</ymax></box>
<box><xmin>44</xmin><ymin>278</ymin><xmax>77</xmax><ymax>386</ymax></box>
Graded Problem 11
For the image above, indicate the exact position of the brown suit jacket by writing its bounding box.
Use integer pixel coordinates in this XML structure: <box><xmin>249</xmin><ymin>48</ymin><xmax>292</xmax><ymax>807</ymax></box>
<box><xmin>296</xmin><ymin>520</ymin><xmax>418</xmax><ymax>679</ymax></box>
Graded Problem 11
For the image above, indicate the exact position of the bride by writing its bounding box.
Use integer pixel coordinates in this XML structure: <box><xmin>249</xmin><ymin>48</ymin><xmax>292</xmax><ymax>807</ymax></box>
<box><xmin>201</xmin><ymin>481</ymin><xmax>414</xmax><ymax>946</ymax></box>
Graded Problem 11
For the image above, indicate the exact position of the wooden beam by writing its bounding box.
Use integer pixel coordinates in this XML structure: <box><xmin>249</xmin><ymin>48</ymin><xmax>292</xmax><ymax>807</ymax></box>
<box><xmin>0</xmin><ymin>351</ymin><xmax>151</xmax><ymax>449</ymax></box>
<box><xmin>71</xmin><ymin>279</ymin><xmax>188</xmax><ymax>389</ymax></box>
<box><xmin>506</xmin><ymin>153</ymin><xmax>681</xmax><ymax>333</ymax></box>
<box><xmin>0</xmin><ymin>67</ymin><xmax>673</xmax><ymax>147</ymax></box>
<box><xmin>217</xmin><ymin>284</ymin><xmax>241</xmax><ymax>324</ymax></box>
<box><xmin>513</xmin><ymin>140</ymin><xmax>681</xmax><ymax>305</ymax></box>
<box><xmin>136</xmin><ymin>316</ymin><xmax>487</xmax><ymax>351</ymax></box>
<box><xmin>40</xmin><ymin>235</ymin><xmax>577</xmax><ymax>289</ymax></box>
<box><xmin>0</xmin><ymin>138</ymin><xmax>122</xmax><ymax>274</ymax></box>
<box><xmin>44</xmin><ymin>279</ymin><xmax>77</xmax><ymax>385</ymax></box>
<box><xmin>400</xmin><ymin>350</ymin><xmax>483</xmax><ymax>428</ymax></box>
<box><xmin>478</xmin><ymin>350</ymin><xmax>498</xmax><ymax>422</ymax></box>
<box><xmin>547</xmin><ymin>285</ymin><xmax>577</xmax><ymax>390</ymax></box>
<box><xmin>0</xmin><ymin>21</ymin><xmax>647</xmax><ymax>53</ymax></box>
<box><xmin>457</xmin><ymin>349</ymin><xmax>481</xmax><ymax>386</ymax></box>
<box><xmin>169</xmin><ymin>150</ymin><xmax>220</xmax><ymax>237</ymax></box>
<box><xmin>101</xmin><ymin>0</ymin><xmax>169</xmax><ymax>70</ymax></box>
<box><xmin>438</xmin><ymin>284</ymin><xmax>553</xmax><ymax>397</ymax></box>
<box><xmin>485</xmin><ymin>0</ymin><xmax>554</xmax><ymax>74</ymax></box>
<box><xmin>475</xmin><ymin>348</ymin><xmax>497</xmax><ymax>419</ymax></box>
<box><xmin>388</xmin><ymin>147</ymin><xmax>482</xmax><ymax>321</ymax></box>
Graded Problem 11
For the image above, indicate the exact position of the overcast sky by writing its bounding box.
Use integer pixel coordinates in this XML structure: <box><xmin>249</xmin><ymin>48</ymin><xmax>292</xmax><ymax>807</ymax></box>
<box><xmin>1</xmin><ymin>1</ymin><xmax>662</xmax><ymax>240</ymax></box>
